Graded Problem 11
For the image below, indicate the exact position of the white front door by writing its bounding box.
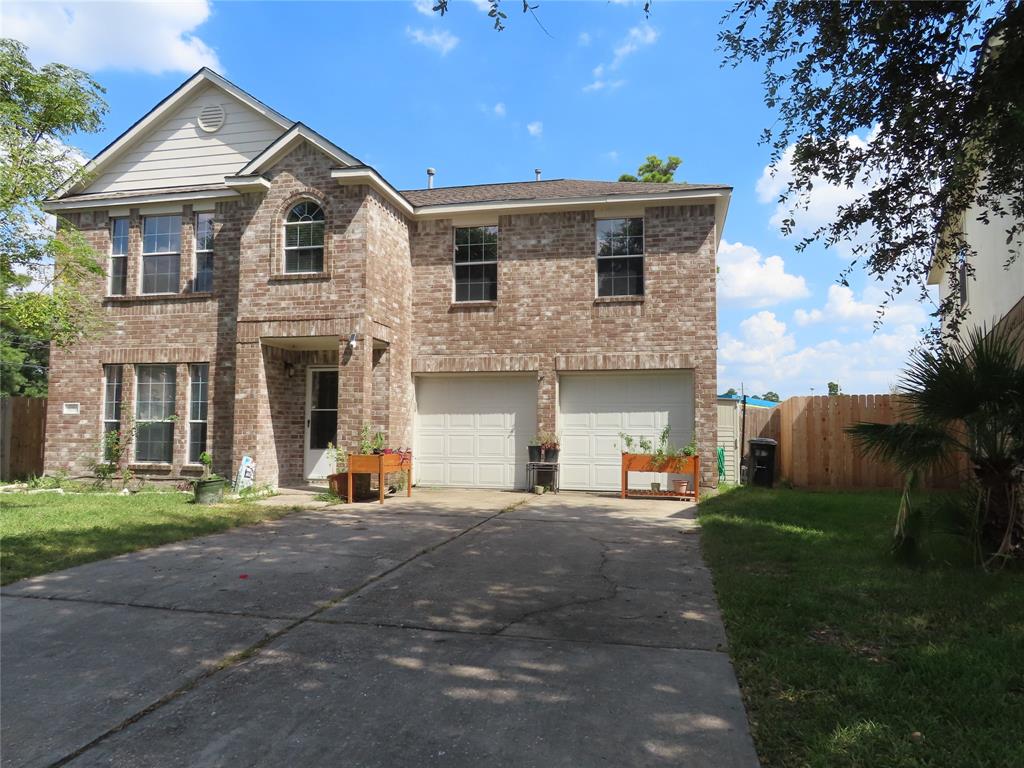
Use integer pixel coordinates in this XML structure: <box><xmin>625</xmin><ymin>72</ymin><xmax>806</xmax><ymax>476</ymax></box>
<box><xmin>414</xmin><ymin>375</ymin><xmax>537</xmax><ymax>489</ymax></box>
<box><xmin>558</xmin><ymin>371</ymin><xmax>695</xmax><ymax>491</ymax></box>
<box><xmin>305</xmin><ymin>368</ymin><xmax>338</xmax><ymax>480</ymax></box>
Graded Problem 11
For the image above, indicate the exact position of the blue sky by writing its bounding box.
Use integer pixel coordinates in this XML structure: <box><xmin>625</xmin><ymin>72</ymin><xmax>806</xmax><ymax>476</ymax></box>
<box><xmin>8</xmin><ymin>0</ymin><xmax>935</xmax><ymax>398</ymax></box>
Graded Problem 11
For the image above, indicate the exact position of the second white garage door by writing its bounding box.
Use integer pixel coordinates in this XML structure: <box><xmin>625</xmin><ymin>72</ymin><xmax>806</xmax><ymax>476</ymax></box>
<box><xmin>414</xmin><ymin>376</ymin><xmax>536</xmax><ymax>489</ymax></box>
<box><xmin>559</xmin><ymin>371</ymin><xmax>695</xmax><ymax>491</ymax></box>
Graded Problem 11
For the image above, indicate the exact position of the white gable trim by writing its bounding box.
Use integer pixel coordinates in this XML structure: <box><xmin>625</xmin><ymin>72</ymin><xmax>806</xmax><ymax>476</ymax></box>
<box><xmin>45</xmin><ymin>187</ymin><xmax>240</xmax><ymax>211</ymax></box>
<box><xmin>239</xmin><ymin>124</ymin><xmax>361</xmax><ymax>175</ymax></box>
<box><xmin>57</xmin><ymin>68</ymin><xmax>292</xmax><ymax>198</ymax></box>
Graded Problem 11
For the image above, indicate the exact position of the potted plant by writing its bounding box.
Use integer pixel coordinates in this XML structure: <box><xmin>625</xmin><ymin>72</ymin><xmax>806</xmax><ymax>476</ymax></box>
<box><xmin>528</xmin><ymin>437</ymin><xmax>543</xmax><ymax>463</ymax></box>
<box><xmin>326</xmin><ymin>442</ymin><xmax>349</xmax><ymax>498</ymax></box>
<box><xmin>538</xmin><ymin>431</ymin><xmax>560</xmax><ymax>463</ymax></box>
<box><xmin>193</xmin><ymin>451</ymin><xmax>227</xmax><ymax>504</ymax></box>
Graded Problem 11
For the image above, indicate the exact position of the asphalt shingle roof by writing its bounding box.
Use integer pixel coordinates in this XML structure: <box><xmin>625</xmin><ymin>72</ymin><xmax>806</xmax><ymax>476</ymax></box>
<box><xmin>400</xmin><ymin>178</ymin><xmax>730</xmax><ymax>207</ymax></box>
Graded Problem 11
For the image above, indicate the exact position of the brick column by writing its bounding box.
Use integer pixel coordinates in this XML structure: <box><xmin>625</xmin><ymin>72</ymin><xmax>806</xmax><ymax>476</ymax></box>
<box><xmin>180</xmin><ymin>204</ymin><xmax>194</xmax><ymax>291</ymax></box>
<box><xmin>127</xmin><ymin>208</ymin><xmax>141</xmax><ymax>295</ymax></box>
<box><xmin>337</xmin><ymin>323</ymin><xmax>373</xmax><ymax>452</ymax></box>
<box><xmin>231</xmin><ymin>341</ymin><xmax>272</xmax><ymax>484</ymax></box>
<box><xmin>537</xmin><ymin>355</ymin><xmax>557</xmax><ymax>435</ymax></box>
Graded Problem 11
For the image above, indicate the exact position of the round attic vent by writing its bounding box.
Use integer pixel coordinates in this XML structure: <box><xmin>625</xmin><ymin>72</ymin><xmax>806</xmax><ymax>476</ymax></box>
<box><xmin>197</xmin><ymin>104</ymin><xmax>226</xmax><ymax>133</ymax></box>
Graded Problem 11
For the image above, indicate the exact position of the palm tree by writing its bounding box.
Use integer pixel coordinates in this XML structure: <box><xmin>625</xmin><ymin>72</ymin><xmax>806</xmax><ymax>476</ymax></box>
<box><xmin>846</xmin><ymin>323</ymin><xmax>1024</xmax><ymax>568</ymax></box>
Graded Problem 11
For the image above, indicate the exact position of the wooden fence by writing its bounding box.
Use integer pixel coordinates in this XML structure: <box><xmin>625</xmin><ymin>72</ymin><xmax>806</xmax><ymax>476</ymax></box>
<box><xmin>765</xmin><ymin>395</ymin><xmax>960</xmax><ymax>490</ymax></box>
<box><xmin>0</xmin><ymin>398</ymin><xmax>47</xmax><ymax>481</ymax></box>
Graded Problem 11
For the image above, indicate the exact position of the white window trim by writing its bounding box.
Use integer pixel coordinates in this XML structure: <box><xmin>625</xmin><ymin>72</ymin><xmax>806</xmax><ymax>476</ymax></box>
<box><xmin>133</xmin><ymin>364</ymin><xmax>177</xmax><ymax>465</ymax></box>
<box><xmin>140</xmin><ymin>215</ymin><xmax>183</xmax><ymax>296</ymax></box>
<box><xmin>194</xmin><ymin>212</ymin><xmax>214</xmax><ymax>293</ymax></box>
<box><xmin>594</xmin><ymin>216</ymin><xmax>645</xmax><ymax>298</ymax></box>
<box><xmin>283</xmin><ymin>202</ymin><xmax>326</xmax><ymax>275</ymax></box>
<box><xmin>108</xmin><ymin>218</ymin><xmax>129</xmax><ymax>297</ymax></box>
<box><xmin>452</xmin><ymin>224</ymin><xmax>499</xmax><ymax>303</ymax></box>
<box><xmin>100</xmin><ymin>364</ymin><xmax>123</xmax><ymax>461</ymax></box>
<box><xmin>186</xmin><ymin>363</ymin><xmax>209</xmax><ymax>466</ymax></box>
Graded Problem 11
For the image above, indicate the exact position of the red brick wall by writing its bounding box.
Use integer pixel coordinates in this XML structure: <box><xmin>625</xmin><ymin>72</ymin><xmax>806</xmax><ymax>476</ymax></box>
<box><xmin>44</xmin><ymin>146</ymin><xmax>717</xmax><ymax>487</ymax></box>
<box><xmin>410</xmin><ymin>204</ymin><xmax>718</xmax><ymax>484</ymax></box>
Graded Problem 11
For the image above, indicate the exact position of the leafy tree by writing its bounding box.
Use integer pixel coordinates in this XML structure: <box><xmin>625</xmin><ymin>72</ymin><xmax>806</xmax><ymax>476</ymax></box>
<box><xmin>847</xmin><ymin>323</ymin><xmax>1023</xmax><ymax>567</ymax></box>
<box><xmin>1</xmin><ymin>39</ymin><xmax>108</xmax><ymax>395</ymax></box>
<box><xmin>720</xmin><ymin>2</ymin><xmax>1024</xmax><ymax>338</ymax></box>
<box><xmin>723</xmin><ymin>387</ymin><xmax>738</xmax><ymax>396</ymax></box>
<box><xmin>761</xmin><ymin>391</ymin><xmax>780</xmax><ymax>402</ymax></box>
<box><xmin>827</xmin><ymin>382</ymin><xmax>841</xmax><ymax>397</ymax></box>
<box><xmin>619</xmin><ymin>155</ymin><xmax>682</xmax><ymax>183</ymax></box>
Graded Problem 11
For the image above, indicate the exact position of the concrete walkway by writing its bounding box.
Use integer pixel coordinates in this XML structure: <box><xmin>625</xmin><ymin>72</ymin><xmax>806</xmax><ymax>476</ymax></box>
<box><xmin>1</xmin><ymin>490</ymin><xmax>758</xmax><ymax>768</ymax></box>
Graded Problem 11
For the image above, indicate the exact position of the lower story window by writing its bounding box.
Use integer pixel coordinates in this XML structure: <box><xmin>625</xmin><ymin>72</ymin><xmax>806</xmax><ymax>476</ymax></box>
<box><xmin>135</xmin><ymin>364</ymin><xmax>176</xmax><ymax>462</ymax></box>
<box><xmin>189</xmin><ymin>363</ymin><xmax>209</xmax><ymax>463</ymax></box>
<box><xmin>102</xmin><ymin>364</ymin><xmax>123</xmax><ymax>459</ymax></box>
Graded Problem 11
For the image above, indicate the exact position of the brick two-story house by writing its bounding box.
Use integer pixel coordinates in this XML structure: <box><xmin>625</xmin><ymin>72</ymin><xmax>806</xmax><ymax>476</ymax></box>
<box><xmin>43</xmin><ymin>69</ymin><xmax>730</xmax><ymax>491</ymax></box>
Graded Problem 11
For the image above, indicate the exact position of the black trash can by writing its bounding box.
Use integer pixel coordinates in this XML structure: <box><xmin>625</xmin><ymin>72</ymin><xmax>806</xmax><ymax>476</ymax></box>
<box><xmin>748</xmin><ymin>438</ymin><xmax>778</xmax><ymax>487</ymax></box>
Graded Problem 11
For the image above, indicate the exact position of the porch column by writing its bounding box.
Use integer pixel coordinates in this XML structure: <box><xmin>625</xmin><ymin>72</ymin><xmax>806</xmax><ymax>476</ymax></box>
<box><xmin>337</xmin><ymin>327</ymin><xmax>373</xmax><ymax>453</ymax></box>
<box><xmin>232</xmin><ymin>340</ymin><xmax>274</xmax><ymax>486</ymax></box>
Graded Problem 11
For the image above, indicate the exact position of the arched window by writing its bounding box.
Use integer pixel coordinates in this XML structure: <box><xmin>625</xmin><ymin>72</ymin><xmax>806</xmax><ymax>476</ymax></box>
<box><xmin>284</xmin><ymin>200</ymin><xmax>325</xmax><ymax>273</ymax></box>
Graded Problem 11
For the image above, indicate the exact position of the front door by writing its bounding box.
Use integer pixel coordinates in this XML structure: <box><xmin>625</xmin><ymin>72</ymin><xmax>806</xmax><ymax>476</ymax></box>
<box><xmin>305</xmin><ymin>368</ymin><xmax>338</xmax><ymax>480</ymax></box>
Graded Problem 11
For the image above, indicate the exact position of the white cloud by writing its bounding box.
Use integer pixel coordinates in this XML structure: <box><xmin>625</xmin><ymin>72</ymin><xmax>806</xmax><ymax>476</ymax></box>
<box><xmin>406</xmin><ymin>26</ymin><xmax>460</xmax><ymax>55</ymax></box>
<box><xmin>719</xmin><ymin>310</ymin><xmax>925</xmax><ymax>397</ymax></box>
<box><xmin>717</xmin><ymin>240</ymin><xmax>810</xmax><ymax>307</ymax></box>
<box><xmin>578</xmin><ymin>32</ymin><xmax>592</xmax><ymax>46</ymax></box>
<box><xmin>4</xmin><ymin>0</ymin><xmax>221</xmax><ymax>74</ymax></box>
<box><xmin>611</xmin><ymin>24</ymin><xmax>658</xmax><ymax>69</ymax></box>
<box><xmin>793</xmin><ymin>284</ymin><xmax>928</xmax><ymax>329</ymax></box>
<box><xmin>583</xmin><ymin>23</ymin><xmax>657</xmax><ymax>92</ymax></box>
<box><xmin>604</xmin><ymin>150</ymin><xmax>619</xmax><ymax>162</ymax></box>
<box><xmin>493</xmin><ymin>102</ymin><xmax>506</xmax><ymax>118</ymax></box>
<box><xmin>756</xmin><ymin>128</ymin><xmax>879</xmax><ymax>245</ymax></box>
<box><xmin>413</xmin><ymin>0</ymin><xmax>436</xmax><ymax>16</ymax></box>
<box><xmin>527</xmin><ymin>121</ymin><xmax>543</xmax><ymax>137</ymax></box>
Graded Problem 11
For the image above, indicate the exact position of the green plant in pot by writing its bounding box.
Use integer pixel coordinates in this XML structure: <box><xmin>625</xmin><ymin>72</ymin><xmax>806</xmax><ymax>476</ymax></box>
<box><xmin>539</xmin><ymin>431</ymin><xmax>560</xmax><ymax>463</ymax></box>
<box><xmin>193</xmin><ymin>451</ymin><xmax>226</xmax><ymax>504</ymax></box>
<box><xmin>528</xmin><ymin>436</ymin><xmax>543</xmax><ymax>463</ymax></box>
<box><xmin>325</xmin><ymin>442</ymin><xmax>349</xmax><ymax>498</ymax></box>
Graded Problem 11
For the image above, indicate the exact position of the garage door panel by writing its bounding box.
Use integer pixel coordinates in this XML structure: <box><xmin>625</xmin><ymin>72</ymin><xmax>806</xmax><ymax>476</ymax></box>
<box><xmin>559</xmin><ymin>372</ymin><xmax>694</xmax><ymax>491</ymax></box>
<box><xmin>417</xmin><ymin>462</ymin><xmax>445</xmax><ymax>486</ymax></box>
<box><xmin>448</xmin><ymin>413</ymin><xmax>475</xmax><ymax>429</ymax></box>
<box><xmin>477</xmin><ymin>434</ymin><xmax>505</xmax><ymax>457</ymax></box>
<box><xmin>415</xmin><ymin>377</ymin><xmax>536</xmax><ymax>490</ymax></box>
<box><xmin>477</xmin><ymin>412</ymin><xmax>505</xmax><ymax>429</ymax></box>
<box><xmin>594</xmin><ymin>434</ymin><xmax>621</xmax><ymax>458</ymax></box>
<box><xmin>477</xmin><ymin>463</ymin><xmax>507</xmax><ymax>486</ymax></box>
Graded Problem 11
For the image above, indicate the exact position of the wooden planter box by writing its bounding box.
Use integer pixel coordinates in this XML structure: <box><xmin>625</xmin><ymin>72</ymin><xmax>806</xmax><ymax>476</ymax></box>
<box><xmin>620</xmin><ymin>453</ymin><xmax>699</xmax><ymax>502</ymax></box>
<box><xmin>346</xmin><ymin>453</ymin><xmax>413</xmax><ymax>505</ymax></box>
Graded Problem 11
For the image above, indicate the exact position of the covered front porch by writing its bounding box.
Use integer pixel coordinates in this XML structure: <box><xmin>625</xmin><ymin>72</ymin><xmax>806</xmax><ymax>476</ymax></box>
<box><xmin>233</xmin><ymin>326</ymin><xmax>402</xmax><ymax>490</ymax></box>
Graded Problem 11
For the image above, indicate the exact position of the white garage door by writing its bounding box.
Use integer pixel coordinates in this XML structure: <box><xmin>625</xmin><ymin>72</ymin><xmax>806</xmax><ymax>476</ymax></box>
<box><xmin>559</xmin><ymin>371</ymin><xmax>695</xmax><ymax>491</ymax></box>
<box><xmin>415</xmin><ymin>376</ymin><xmax>536</xmax><ymax>489</ymax></box>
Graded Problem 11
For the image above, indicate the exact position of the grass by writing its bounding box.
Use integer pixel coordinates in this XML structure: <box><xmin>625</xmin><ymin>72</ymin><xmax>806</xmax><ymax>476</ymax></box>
<box><xmin>0</xmin><ymin>491</ymin><xmax>296</xmax><ymax>585</ymax></box>
<box><xmin>697</xmin><ymin>486</ymin><xmax>1024</xmax><ymax>768</ymax></box>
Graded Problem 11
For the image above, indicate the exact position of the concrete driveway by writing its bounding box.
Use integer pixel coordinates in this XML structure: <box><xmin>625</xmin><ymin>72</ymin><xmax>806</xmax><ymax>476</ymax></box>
<box><xmin>1</xmin><ymin>490</ymin><xmax>758</xmax><ymax>768</ymax></box>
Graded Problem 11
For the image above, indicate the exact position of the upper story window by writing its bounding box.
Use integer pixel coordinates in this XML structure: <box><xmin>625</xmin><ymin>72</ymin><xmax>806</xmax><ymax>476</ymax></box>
<box><xmin>596</xmin><ymin>217</ymin><xmax>644</xmax><ymax>297</ymax></box>
<box><xmin>142</xmin><ymin>215</ymin><xmax>181</xmax><ymax>294</ymax></box>
<box><xmin>453</xmin><ymin>225</ymin><xmax>498</xmax><ymax>302</ymax></box>
<box><xmin>284</xmin><ymin>201</ymin><xmax>325</xmax><ymax>273</ymax></box>
<box><xmin>194</xmin><ymin>212</ymin><xmax>214</xmax><ymax>292</ymax></box>
<box><xmin>109</xmin><ymin>218</ymin><xmax>129</xmax><ymax>296</ymax></box>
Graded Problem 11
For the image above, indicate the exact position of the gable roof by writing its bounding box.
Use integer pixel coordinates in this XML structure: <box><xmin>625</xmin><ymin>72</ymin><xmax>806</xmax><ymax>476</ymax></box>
<box><xmin>401</xmin><ymin>179</ymin><xmax>731</xmax><ymax>207</ymax></box>
<box><xmin>58</xmin><ymin>68</ymin><xmax>293</xmax><ymax>197</ymax></box>
<box><xmin>237</xmin><ymin>122</ymin><xmax>363</xmax><ymax>175</ymax></box>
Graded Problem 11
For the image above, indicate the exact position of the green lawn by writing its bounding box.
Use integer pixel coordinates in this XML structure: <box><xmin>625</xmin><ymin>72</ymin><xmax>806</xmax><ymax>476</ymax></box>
<box><xmin>698</xmin><ymin>487</ymin><xmax>1024</xmax><ymax>768</ymax></box>
<box><xmin>0</xmin><ymin>492</ymin><xmax>295</xmax><ymax>585</ymax></box>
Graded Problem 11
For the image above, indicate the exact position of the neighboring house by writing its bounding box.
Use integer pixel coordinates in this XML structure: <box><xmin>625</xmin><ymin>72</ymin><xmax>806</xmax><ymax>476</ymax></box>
<box><xmin>928</xmin><ymin>194</ymin><xmax>1024</xmax><ymax>346</ymax></box>
<box><xmin>716</xmin><ymin>394</ymin><xmax>777</xmax><ymax>484</ymax></box>
<box><xmin>42</xmin><ymin>69</ymin><xmax>730</xmax><ymax>491</ymax></box>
